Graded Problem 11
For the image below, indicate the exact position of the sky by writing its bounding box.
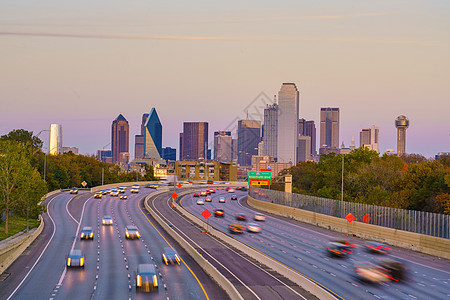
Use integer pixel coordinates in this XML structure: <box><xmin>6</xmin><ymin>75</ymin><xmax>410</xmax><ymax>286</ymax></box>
<box><xmin>1</xmin><ymin>1</ymin><xmax>449</xmax><ymax>158</ymax></box>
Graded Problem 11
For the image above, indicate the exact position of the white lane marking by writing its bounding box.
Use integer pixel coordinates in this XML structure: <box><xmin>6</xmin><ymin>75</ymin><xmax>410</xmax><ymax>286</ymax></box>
<box><xmin>7</xmin><ymin>194</ymin><xmax>59</xmax><ymax>300</ymax></box>
<box><xmin>65</xmin><ymin>195</ymin><xmax>79</xmax><ymax>225</ymax></box>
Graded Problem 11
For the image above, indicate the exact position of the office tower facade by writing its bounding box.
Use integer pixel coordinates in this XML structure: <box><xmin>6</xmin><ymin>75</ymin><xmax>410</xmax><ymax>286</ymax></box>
<box><xmin>97</xmin><ymin>149</ymin><xmax>112</xmax><ymax>163</ymax></box>
<box><xmin>263</xmin><ymin>104</ymin><xmax>278</xmax><ymax>160</ymax></box>
<box><xmin>319</xmin><ymin>108</ymin><xmax>340</xmax><ymax>154</ymax></box>
<box><xmin>277</xmin><ymin>83</ymin><xmax>299</xmax><ymax>164</ymax></box>
<box><xmin>179</xmin><ymin>133</ymin><xmax>183</xmax><ymax>160</ymax></box>
<box><xmin>49</xmin><ymin>124</ymin><xmax>62</xmax><ymax>155</ymax></box>
<box><xmin>182</xmin><ymin>122</ymin><xmax>208</xmax><ymax>160</ymax></box>
<box><xmin>162</xmin><ymin>147</ymin><xmax>176</xmax><ymax>161</ymax></box>
<box><xmin>214</xmin><ymin>131</ymin><xmax>232</xmax><ymax>162</ymax></box>
<box><xmin>395</xmin><ymin>115</ymin><xmax>409</xmax><ymax>156</ymax></box>
<box><xmin>231</xmin><ymin>138</ymin><xmax>238</xmax><ymax>162</ymax></box>
<box><xmin>297</xmin><ymin>135</ymin><xmax>311</xmax><ymax>162</ymax></box>
<box><xmin>111</xmin><ymin>114</ymin><xmax>129</xmax><ymax>163</ymax></box>
<box><xmin>237</xmin><ymin>120</ymin><xmax>261</xmax><ymax>166</ymax></box>
<box><xmin>360</xmin><ymin>125</ymin><xmax>379</xmax><ymax>153</ymax></box>
<box><xmin>305</xmin><ymin>120</ymin><xmax>316</xmax><ymax>155</ymax></box>
<box><xmin>143</xmin><ymin>108</ymin><xmax>162</xmax><ymax>160</ymax></box>
<box><xmin>134</xmin><ymin>113</ymin><xmax>149</xmax><ymax>159</ymax></box>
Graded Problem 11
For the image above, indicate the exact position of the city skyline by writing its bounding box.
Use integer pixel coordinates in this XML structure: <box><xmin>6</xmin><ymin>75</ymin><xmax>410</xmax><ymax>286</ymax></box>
<box><xmin>1</xmin><ymin>1</ymin><xmax>449</xmax><ymax>158</ymax></box>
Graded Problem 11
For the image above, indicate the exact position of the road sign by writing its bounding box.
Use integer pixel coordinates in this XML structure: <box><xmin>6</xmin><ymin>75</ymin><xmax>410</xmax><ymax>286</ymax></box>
<box><xmin>249</xmin><ymin>178</ymin><xmax>271</xmax><ymax>185</ymax></box>
<box><xmin>81</xmin><ymin>181</ymin><xmax>87</xmax><ymax>187</ymax></box>
<box><xmin>345</xmin><ymin>213</ymin><xmax>355</xmax><ymax>223</ymax></box>
<box><xmin>201</xmin><ymin>209</ymin><xmax>211</xmax><ymax>219</ymax></box>
<box><xmin>260</xmin><ymin>169</ymin><xmax>272</xmax><ymax>172</ymax></box>
<box><xmin>177</xmin><ymin>183</ymin><xmax>182</xmax><ymax>188</ymax></box>
<box><xmin>363</xmin><ymin>213</ymin><xmax>371</xmax><ymax>223</ymax></box>
<box><xmin>171</xmin><ymin>192</ymin><xmax>178</xmax><ymax>199</ymax></box>
<box><xmin>267</xmin><ymin>164</ymin><xmax>271</xmax><ymax>169</ymax></box>
<box><xmin>248</xmin><ymin>171</ymin><xmax>271</xmax><ymax>185</ymax></box>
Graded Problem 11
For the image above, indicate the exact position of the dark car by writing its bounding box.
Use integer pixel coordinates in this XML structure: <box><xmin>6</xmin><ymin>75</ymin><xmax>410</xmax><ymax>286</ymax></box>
<box><xmin>67</xmin><ymin>249</ymin><xmax>84</xmax><ymax>267</ymax></box>
<box><xmin>193</xmin><ymin>193</ymin><xmax>200</xmax><ymax>197</ymax></box>
<box><xmin>365</xmin><ymin>241</ymin><xmax>392</xmax><ymax>254</ymax></box>
<box><xmin>80</xmin><ymin>226</ymin><xmax>94</xmax><ymax>240</ymax></box>
<box><xmin>136</xmin><ymin>264</ymin><xmax>158</xmax><ymax>292</ymax></box>
<box><xmin>240</xmin><ymin>186</ymin><xmax>247</xmax><ymax>191</ymax></box>
<box><xmin>231</xmin><ymin>195</ymin><xmax>238</xmax><ymax>200</ymax></box>
<box><xmin>326</xmin><ymin>242</ymin><xmax>353</xmax><ymax>257</ymax></box>
<box><xmin>69</xmin><ymin>188</ymin><xmax>78</xmax><ymax>194</ymax></box>
<box><xmin>229</xmin><ymin>224</ymin><xmax>245</xmax><ymax>234</ymax></box>
<box><xmin>125</xmin><ymin>225</ymin><xmax>140</xmax><ymax>239</ymax></box>
<box><xmin>94</xmin><ymin>192</ymin><xmax>102</xmax><ymax>198</ymax></box>
<box><xmin>236</xmin><ymin>214</ymin><xmax>247</xmax><ymax>221</ymax></box>
<box><xmin>378</xmin><ymin>259</ymin><xmax>407</xmax><ymax>281</ymax></box>
<box><xmin>214</xmin><ymin>209</ymin><xmax>225</xmax><ymax>217</ymax></box>
<box><xmin>162</xmin><ymin>247</ymin><xmax>181</xmax><ymax>265</ymax></box>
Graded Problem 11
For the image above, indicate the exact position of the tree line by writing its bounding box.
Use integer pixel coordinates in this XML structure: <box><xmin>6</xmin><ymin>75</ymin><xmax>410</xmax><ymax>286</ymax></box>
<box><xmin>272</xmin><ymin>147</ymin><xmax>450</xmax><ymax>215</ymax></box>
<box><xmin>0</xmin><ymin>129</ymin><xmax>157</xmax><ymax>234</ymax></box>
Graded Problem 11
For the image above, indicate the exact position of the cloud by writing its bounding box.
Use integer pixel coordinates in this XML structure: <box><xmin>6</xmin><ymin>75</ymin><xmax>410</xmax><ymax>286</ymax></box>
<box><xmin>0</xmin><ymin>30</ymin><xmax>432</xmax><ymax>45</ymax></box>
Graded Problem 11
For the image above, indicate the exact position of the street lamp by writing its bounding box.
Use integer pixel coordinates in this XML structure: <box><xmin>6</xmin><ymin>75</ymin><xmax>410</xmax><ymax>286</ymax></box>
<box><xmin>341</xmin><ymin>154</ymin><xmax>345</xmax><ymax>201</ymax></box>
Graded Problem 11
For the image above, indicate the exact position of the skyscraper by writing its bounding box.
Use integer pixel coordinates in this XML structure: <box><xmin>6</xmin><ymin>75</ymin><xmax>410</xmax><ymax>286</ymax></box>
<box><xmin>319</xmin><ymin>108</ymin><xmax>339</xmax><ymax>154</ymax></box>
<box><xmin>297</xmin><ymin>135</ymin><xmax>311</xmax><ymax>162</ymax></box>
<box><xmin>143</xmin><ymin>108</ymin><xmax>162</xmax><ymax>160</ymax></box>
<box><xmin>360</xmin><ymin>125</ymin><xmax>379</xmax><ymax>153</ymax></box>
<box><xmin>162</xmin><ymin>147</ymin><xmax>176</xmax><ymax>161</ymax></box>
<box><xmin>134</xmin><ymin>113</ymin><xmax>149</xmax><ymax>159</ymax></box>
<box><xmin>111</xmin><ymin>114</ymin><xmax>129</xmax><ymax>163</ymax></box>
<box><xmin>182</xmin><ymin>122</ymin><xmax>208</xmax><ymax>160</ymax></box>
<box><xmin>237</xmin><ymin>120</ymin><xmax>261</xmax><ymax>166</ymax></box>
<box><xmin>214</xmin><ymin>131</ymin><xmax>232</xmax><ymax>162</ymax></box>
<box><xmin>49</xmin><ymin>124</ymin><xmax>62</xmax><ymax>155</ymax></box>
<box><xmin>263</xmin><ymin>104</ymin><xmax>278</xmax><ymax>160</ymax></box>
<box><xmin>179</xmin><ymin>133</ymin><xmax>183</xmax><ymax>160</ymax></box>
<box><xmin>395</xmin><ymin>115</ymin><xmax>409</xmax><ymax>156</ymax></box>
<box><xmin>277</xmin><ymin>83</ymin><xmax>299</xmax><ymax>164</ymax></box>
<box><xmin>305</xmin><ymin>120</ymin><xmax>316</xmax><ymax>156</ymax></box>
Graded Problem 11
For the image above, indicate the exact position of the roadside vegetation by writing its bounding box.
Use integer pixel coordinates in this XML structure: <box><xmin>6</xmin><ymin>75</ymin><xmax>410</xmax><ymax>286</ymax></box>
<box><xmin>270</xmin><ymin>148</ymin><xmax>450</xmax><ymax>214</ymax></box>
<box><xmin>0</xmin><ymin>215</ymin><xmax>40</xmax><ymax>240</ymax></box>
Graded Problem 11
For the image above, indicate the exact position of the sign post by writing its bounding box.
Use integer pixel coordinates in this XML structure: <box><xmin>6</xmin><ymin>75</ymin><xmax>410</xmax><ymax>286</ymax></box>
<box><xmin>201</xmin><ymin>209</ymin><xmax>211</xmax><ymax>233</ymax></box>
<box><xmin>248</xmin><ymin>171</ymin><xmax>272</xmax><ymax>186</ymax></box>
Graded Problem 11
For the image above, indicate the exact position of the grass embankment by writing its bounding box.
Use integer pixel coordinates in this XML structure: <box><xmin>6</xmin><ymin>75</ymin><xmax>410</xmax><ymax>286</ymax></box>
<box><xmin>0</xmin><ymin>216</ymin><xmax>40</xmax><ymax>241</ymax></box>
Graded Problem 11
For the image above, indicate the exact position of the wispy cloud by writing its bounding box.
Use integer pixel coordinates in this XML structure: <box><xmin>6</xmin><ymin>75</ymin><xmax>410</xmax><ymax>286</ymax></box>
<box><xmin>0</xmin><ymin>30</ymin><xmax>433</xmax><ymax>45</ymax></box>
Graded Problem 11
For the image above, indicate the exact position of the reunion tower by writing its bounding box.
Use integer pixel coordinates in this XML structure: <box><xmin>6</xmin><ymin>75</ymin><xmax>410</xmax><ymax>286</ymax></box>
<box><xmin>395</xmin><ymin>115</ymin><xmax>409</xmax><ymax>156</ymax></box>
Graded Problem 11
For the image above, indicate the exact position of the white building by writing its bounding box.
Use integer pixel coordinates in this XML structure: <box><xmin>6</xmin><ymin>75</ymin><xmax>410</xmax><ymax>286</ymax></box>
<box><xmin>277</xmin><ymin>83</ymin><xmax>299</xmax><ymax>164</ymax></box>
<box><xmin>49</xmin><ymin>124</ymin><xmax>62</xmax><ymax>155</ymax></box>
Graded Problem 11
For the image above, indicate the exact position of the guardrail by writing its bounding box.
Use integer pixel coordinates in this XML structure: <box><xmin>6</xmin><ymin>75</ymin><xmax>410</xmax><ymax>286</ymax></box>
<box><xmin>144</xmin><ymin>190</ymin><xmax>244</xmax><ymax>300</ymax></box>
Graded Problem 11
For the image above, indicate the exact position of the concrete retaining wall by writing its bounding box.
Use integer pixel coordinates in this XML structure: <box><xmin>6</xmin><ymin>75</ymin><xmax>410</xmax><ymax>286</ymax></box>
<box><xmin>247</xmin><ymin>196</ymin><xmax>450</xmax><ymax>260</ymax></box>
<box><xmin>144</xmin><ymin>191</ymin><xmax>243</xmax><ymax>300</ymax></box>
<box><xmin>90</xmin><ymin>181</ymin><xmax>158</xmax><ymax>193</ymax></box>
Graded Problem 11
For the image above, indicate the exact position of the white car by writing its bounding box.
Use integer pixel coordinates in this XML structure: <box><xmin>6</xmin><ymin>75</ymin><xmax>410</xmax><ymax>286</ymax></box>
<box><xmin>247</xmin><ymin>223</ymin><xmax>262</xmax><ymax>233</ymax></box>
<box><xmin>228</xmin><ymin>189</ymin><xmax>235</xmax><ymax>193</ymax></box>
<box><xmin>102</xmin><ymin>215</ymin><xmax>113</xmax><ymax>225</ymax></box>
<box><xmin>110</xmin><ymin>190</ymin><xmax>119</xmax><ymax>197</ymax></box>
<box><xmin>196</xmin><ymin>199</ymin><xmax>205</xmax><ymax>205</ymax></box>
<box><xmin>120</xmin><ymin>194</ymin><xmax>128</xmax><ymax>200</ymax></box>
<box><xmin>254</xmin><ymin>213</ymin><xmax>266</xmax><ymax>221</ymax></box>
<box><xmin>130</xmin><ymin>188</ymin><xmax>139</xmax><ymax>193</ymax></box>
<box><xmin>218</xmin><ymin>197</ymin><xmax>226</xmax><ymax>203</ymax></box>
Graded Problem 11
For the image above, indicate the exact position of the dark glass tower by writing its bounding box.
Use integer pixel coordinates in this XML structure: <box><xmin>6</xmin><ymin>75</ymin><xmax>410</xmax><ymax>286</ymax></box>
<box><xmin>111</xmin><ymin>114</ymin><xmax>129</xmax><ymax>163</ymax></box>
<box><xmin>144</xmin><ymin>108</ymin><xmax>163</xmax><ymax>159</ymax></box>
<box><xmin>181</xmin><ymin>122</ymin><xmax>208</xmax><ymax>160</ymax></box>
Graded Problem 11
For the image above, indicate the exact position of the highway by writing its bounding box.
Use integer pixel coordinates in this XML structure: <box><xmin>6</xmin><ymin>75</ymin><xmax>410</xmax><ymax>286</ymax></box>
<box><xmin>179</xmin><ymin>188</ymin><xmax>450</xmax><ymax>300</ymax></box>
<box><xmin>148</xmin><ymin>189</ymin><xmax>316</xmax><ymax>300</ymax></box>
<box><xmin>0</xmin><ymin>188</ymin><xmax>225</xmax><ymax>300</ymax></box>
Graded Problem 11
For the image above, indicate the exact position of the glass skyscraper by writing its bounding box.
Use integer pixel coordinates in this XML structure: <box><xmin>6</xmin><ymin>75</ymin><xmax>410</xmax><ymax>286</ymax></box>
<box><xmin>111</xmin><ymin>114</ymin><xmax>129</xmax><ymax>163</ymax></box>
<box><xmin>49</xmin><ymin>124</ymin><xmax>62</xmax><ymax>155</ymax></box>
<box><xmin>181</xmin><ymin>122</ymin><xmax>208</xmax><ymax>160</ymax></box>
<box><xmin>263</xmin><ymin>104</ymin><xmax>278</xmax><ymax>160</ymax></box>
<box><xmin>143</xmin><ymin>108</ymin><xmax>163</xmax><ymax>160</ymax></box>
<box><xmin>277</xmin><ymin>83</ymin><xmax>299</xmax><ymax>164</ymax></box>
<box><xmin>319</xmin><ymin>107</ymin><xmax>340</xmax><ymax>153</ymax></box>
<box><xmin>237</xmin><ymin>120</ymin><xmax>261</xmax><ymax>166</ymax></box>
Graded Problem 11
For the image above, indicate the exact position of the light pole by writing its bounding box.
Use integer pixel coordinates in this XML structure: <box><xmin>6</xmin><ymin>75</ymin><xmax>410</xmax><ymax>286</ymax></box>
<box><xmin>341</xmin><ymin>154</ymin><xmax>344</xmax><ymax>201</ymax></box>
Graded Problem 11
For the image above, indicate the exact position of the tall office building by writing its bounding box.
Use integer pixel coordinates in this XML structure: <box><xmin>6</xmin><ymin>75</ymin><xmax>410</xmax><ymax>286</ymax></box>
<box><xmin>297</xmin><ymin>135</ymin><xmax>311</xmax><ymax>162</ymax></box>
<box><xmin>134</xmin><ymin>113</ymin><xmax>149</xmax><ymax>159</ymax></box>
<box><xmin>182</xmin><ymin>122</ymin><xmax>208</xmax><ymax>160</ymax></box>
<box><xmin>319</xmin><ymin>108</ymin><xmax>339</xmax><ymax>154</ymax></box>
<box><xmin>263</xmin><ymin>104</ymin><xmax>278</xmax><ymax>160</ymax></box>
<box><xmin>395</xmin><ymin>115</ymin><xmax>409</xmax><ymax>156</ymax></box>
<box><xmin>305</xmin><ymin>121</ymin><xmax>316</xmax><ymax>156</ymax></box>
<box><xmin>143</xmin><ymin>108</ymin><xmax>162</xmax><ymax>160</ymax></box>
<box><xmin>231</xmin><ymin>138</ymin><xmax>238</xmax><ymax>162</ymax></box>
<box><xmin>162</xmin><ymin>147</ymin><xmax>176</xmax><ymax>161</ymax></box>
<box><xmin>214</xmin><ymin>131</ymin><xmax>232</xmax><ymax>162</ymax></box>
<box><xmin>237</xmin><ymin>120</ymin><xmax>261</xmax><ymax>166</ymax></box>
<box><xmin>97</xmin><ymin>149</ymin><xmax>112</xmax><ymax>163</ymax></box>
<box><xmin>360</xmin><ymin>125</ymin><xmax>379</xmax><ymax>153</ymax></box>
<box><xmin>277</xmin><ymin>83</ymin><xmax>299</xmax><ymax>164</ymax></box>
<box><xmin>179</xmin><ymin>133</ymin><xmax>183</xmax><ymax>160</ymax></box>
<box><xmin>49</xmin><ymin>124</ymin><xmax>62</xmax><ymax>155</ymax></box>
<box><xmin>111</xmin><ymin>114</ymin><xmax>129</xmax><ymax>163</ymax></box>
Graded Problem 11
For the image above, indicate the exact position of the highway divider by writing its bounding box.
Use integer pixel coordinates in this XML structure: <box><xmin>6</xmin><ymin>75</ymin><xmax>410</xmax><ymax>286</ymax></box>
<box><xmin>144</xmin><ymin>190</ymin><xmax>244</xmax><ymax>300</ymax></box>
<box><xmin>168</xmin><ymin>189</ymin><xmax>338</xmax><ymax>300</ymax></box>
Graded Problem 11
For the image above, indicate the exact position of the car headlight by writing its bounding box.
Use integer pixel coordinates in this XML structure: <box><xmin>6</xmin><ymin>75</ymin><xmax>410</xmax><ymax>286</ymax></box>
<box><xmin>163</xmin><ymin>254</ymin><xmax>168</xmax><ymax>265</ymax></box>
<box><xmin>136</xmin><ymin>232</ymin><xmax>140</xmax><ymax>238</ymax></box>
<box><xmin>175</xmin><ymin>254</ymin><xmax>180</xmax><ymax>264</ymax></box>
<box><xmin>67</xmin><ymin>258</ymin><xmax>71</xmax><ymax>266</ymax></box>
<box><xmin>90</xmin><ymin>233</ymin><xmax>93</xmax><ymax>238</ymax></box>
<box><xmin>80</xmin><ymin>257</ymin><xmax>84</xmax><ymax>266</ymax></box>
<box><xmin>153</xmin><ymin>275</ymin><xmax>158</xmax><ymax>287</ymax></box>
<box><xmin>126</xmin><ymin>232</ymin><xmax>129</xmax><ymax>237</ymax></box>
<box><xmin>136</xmin><ymin>275</ymin><xmax>141</xmax><ymax>287</ymax></box>
<box><xmin>80</xmin><ymin>233</ymin><xmax>84</xmax><ymax>238</ymax></box>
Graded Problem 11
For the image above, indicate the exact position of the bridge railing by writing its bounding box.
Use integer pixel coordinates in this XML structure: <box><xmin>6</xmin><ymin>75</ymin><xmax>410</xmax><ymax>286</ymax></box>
<box><xmin>249</xmin><ymin>187</ymin><xmax>450</xmax><ymax>239</ymax></box>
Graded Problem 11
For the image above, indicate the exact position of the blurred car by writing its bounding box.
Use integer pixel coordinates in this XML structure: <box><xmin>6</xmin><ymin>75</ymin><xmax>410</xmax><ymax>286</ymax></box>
<box><xmin>67</xmin><ymin>249</ymin><xmax>84</xmax><ymax>267</ymax></box>
<box><xmin>229</xmin><ymin>224</ymin><xmax>245</xmax><ymax>234</ymax></box>
<box><xmin>110</xmin><ymin>189</ymin><xmax>119</xmax><ymax>197</ymax></box>
<box><xmin>208</xmin><ymin>189</ymin><xmax>215</xmax><ymax>193</ymax></box>
<box><xmin>205</xmin><ymin>196</ymin><xmax>212</xmax><ymax>202</ymax></box>
<box><xmin>136</xmin><ymin>264</ymin><xmax>158</xmax><ymax>292</ymax></box>
<box><xmin>326</xmin><ymin>242</ymin><xmax>353</xmax><ymax>257</ymax></box>
<box><xmin>214</xmin><ymin>209</ymin><xmax>225</xmax><ymax>217</ymax></box>
<box><xmin>118</xmin><ymin>188</ymin><xmax>126</xmax><ymax>194</ymax></box>
<box><xmin>132</xmin><ymin>184</ymin><xmax>140</xmax><ymax>189</ymax></box>
<box><xmin>102</xmin><ymin>215</ymin><xmax>113</xmax><ymax>225</ymax></box>
<box><xmin>228</xmin><ymin>189</ymin><xmax>235</xmax><ymax>193</ymax></box>
<box><xmin>94</xmin><ymin>192</ymin><xmax>102</xmax><ymax>199</ymax></box>
<box><xmin>80</xmin><ymin>226</ymin><xmax>94</xmax><ymax>240</ymax></box>
<box><xmin>354</xmin><ymin>262</ymin><xmax>388</xmax><ymax>283</ymax></box>
<box><xmin>193</xmin><ymin>193</ymin><xmax>200</xmax><ymax>197</ymax></box>
<box><xmin>377</xmin><ymin>259</ymin><xmax>407</xmax><ymax>281</ymax></box>
<box><xmin>130</xmin><ymin>188</ymin><xmax>139</xmax><ymax>193</ymax></box>
<box><xmin>125</xmin><ymin>225</ymin><xmax>140</xmax><ymax>239</ymax></box>
<box><xmin>236</xmin><ymin>213</ymin><xmax>247</xmax><ymax>221</ymax></box>
<box><xmin>231</xmin><ymin>194</ymin><xmax>238</xmax><ymax>200</ymax></box>
<box><xmin>240</xmin><ymin>186</ymin><xmax>248</xmax><ymax>191</ymax></box>
<box><xmin>334</xmin><ymin>240</ymin><xmax>358</xmax><ymax>249</ymax></box>
<box><xmin>120</xmin><ymin>194</ymin><xmax>128</xmax><ymax>200</ymax></box>
<box><xmin>254</xmin><ymin>213</ymin><xmax>266</xmax><ymax>221</ymax></box>
<box><xmin>218</xmin><ymin>197</ymin><xmax>226</xmax><ymax>203</ymax></box>
<box><xmin>162</xmin><ymin>247</ymin><xmax>181</xmax><ymax>265</ymax></box>
<box><xmin>365</xmin><ymin>241</ymin><xmax>392</xmax><ymax>254</ymax></box>
<box><xmin>247</xmin><ymin>223</ymin><xmax>262</xmax><ymax>233</ymax></box>
<box><xmin>196</xmin><ymin>199</ymin><xmax>205</xmax><ymax>205</ymax></box>
<box><xmin>119</xmin><ymin>185</ymin><xmax>127</xmax><ymax>190</ymax></box>
<box><xmin>69</xmin><ymin>188</ymin><xmax>78</xmax><ymax>194</ymax></box>
<box><xmin>200</xmin><ymin>191</ymin><xmax>207</xmax><ymax>196</ymax></box>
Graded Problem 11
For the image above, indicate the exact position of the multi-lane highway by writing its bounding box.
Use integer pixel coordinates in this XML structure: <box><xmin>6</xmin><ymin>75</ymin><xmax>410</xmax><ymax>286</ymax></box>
<box><xmin>179</xmin><ymin>188</ymin><xmax>450</xmax><ymax>300</ymax></box>
<box><xmin>0</xmin><ymin>188</ymin><xmax>226</xmax><ymax>300</ymax></box>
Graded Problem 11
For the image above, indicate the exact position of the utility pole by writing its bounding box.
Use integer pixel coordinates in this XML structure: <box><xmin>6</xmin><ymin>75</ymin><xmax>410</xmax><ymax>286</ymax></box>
<box><xmin>341</xmin><ymin>154</ymin><xmax>344</xmax><ymax>201</ymax></box>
